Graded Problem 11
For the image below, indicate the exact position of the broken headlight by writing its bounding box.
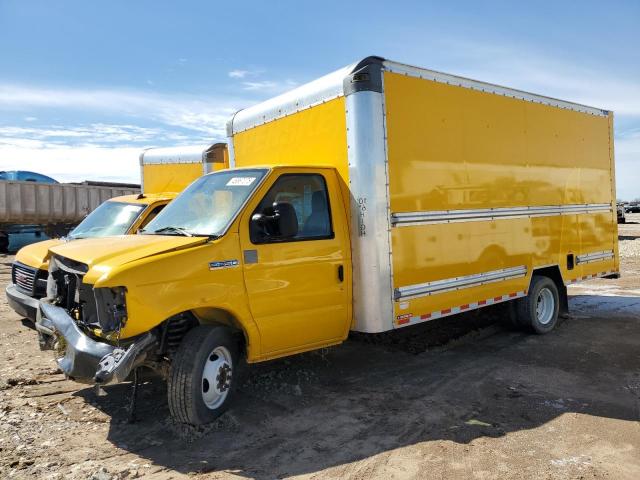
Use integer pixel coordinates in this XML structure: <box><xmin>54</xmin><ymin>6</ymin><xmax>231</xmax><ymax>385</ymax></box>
<box><xmin>94</xmin><ymin>286</ymin><xmax>128</xmax><ymax>334</ymax></box>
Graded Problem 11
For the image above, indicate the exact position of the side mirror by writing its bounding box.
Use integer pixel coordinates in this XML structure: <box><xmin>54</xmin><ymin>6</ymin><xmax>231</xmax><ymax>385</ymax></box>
<box><xmin>250</xmin><ymin>202</ymin><xmax>298</xmax><ymax>240</ymax></box>
<box><xmin>273</xmin><ymin>202</ymin><xmax>298</xmax><ymax>238</ymax></box>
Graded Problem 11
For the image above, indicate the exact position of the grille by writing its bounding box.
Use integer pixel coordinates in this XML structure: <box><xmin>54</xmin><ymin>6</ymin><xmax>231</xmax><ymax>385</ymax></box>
<box><xmin>12</xmin><ymin>262</ymin><xmax>37</xmax><ymax>295</ymax></box>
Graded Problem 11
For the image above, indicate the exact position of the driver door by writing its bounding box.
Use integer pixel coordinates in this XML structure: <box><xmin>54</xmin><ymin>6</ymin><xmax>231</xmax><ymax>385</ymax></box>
<box><xmin>239</xmin><ymin>168</ymin><xmax>351</xmax><ymax>357</ymax></box>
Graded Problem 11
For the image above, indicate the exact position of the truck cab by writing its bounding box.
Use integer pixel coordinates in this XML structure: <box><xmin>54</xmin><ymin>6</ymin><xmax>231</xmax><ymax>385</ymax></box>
<box><xmin>39</xmin><ymin>165</ymin><xmax>352</xmax><ymax>423</ymax></box>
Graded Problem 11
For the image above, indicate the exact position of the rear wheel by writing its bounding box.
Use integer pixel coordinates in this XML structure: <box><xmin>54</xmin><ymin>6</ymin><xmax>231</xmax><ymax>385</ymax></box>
<box><xmin>516</xmin><ymin>275</ymin><xmax>560</xmax><ymax>334</ymax></box>
<box><xmin>168</xmin><ymin>325</ymin><xmax>240</xmax><ymax>425</ymax></box>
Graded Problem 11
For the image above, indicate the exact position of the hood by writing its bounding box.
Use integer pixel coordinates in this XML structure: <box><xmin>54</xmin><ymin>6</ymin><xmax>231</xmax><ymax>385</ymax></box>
<box><xmin>49</xmin><ymin>234</ymin><xmax>207</xmax><ymax>275</ymax></box>
<box><xmin>15</xmin><ymin>239</ymin><xmax>64</xmax><ymax>270</ymax></box>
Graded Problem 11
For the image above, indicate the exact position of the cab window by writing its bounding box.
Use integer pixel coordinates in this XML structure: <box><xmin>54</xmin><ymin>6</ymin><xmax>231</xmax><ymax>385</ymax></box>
<box><xmin>138</xmin><ymin>204</ymin><xmax>166</xmax><ymax>230</ymax></box>
<box><xmin>250</xmin><ymin>174</ymin><xmax>333</xmax><ymax>244</ymax></box>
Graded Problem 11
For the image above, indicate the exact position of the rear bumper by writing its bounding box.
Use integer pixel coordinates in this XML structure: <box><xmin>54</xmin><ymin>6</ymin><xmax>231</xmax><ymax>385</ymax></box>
<box><xmin>5</xmin><ymin>284</ymin><xmax>39</xmax><ymax>322</ymax></box>
<box><xmin>40</xmin><ymin>302</ymin><xmax>156</xmax><ymax>385</ymax></box>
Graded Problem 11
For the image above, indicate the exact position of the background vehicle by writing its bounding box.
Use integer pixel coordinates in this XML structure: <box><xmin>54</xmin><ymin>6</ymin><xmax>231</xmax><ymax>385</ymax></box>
<box><xmin>0</xmin><ymin>170</ymin><xmax>61</xmax><ymax>252</ymax></box>
<box><xmin>6</xmin><ymin>142</ymin><xmax>228</xmax><ymax>324</ymax></box>
<box><xmin>39</xmin><ymin>57</ymin><xmax>618</xmax><ymax>425</ymax></box>
<box><xmin>0</xmin><ymin>170</ymin><xmax>58</xmax><ymax>183</ymax></box>
<box><xmin>617</xmin><ymin>204</ymin><xmax>626</xmax><ymax>223</ymax></box>
<box><xmin>627</xmin><ymin>202</ymin><xmax>640</xmax><ymax>213</ymax></box>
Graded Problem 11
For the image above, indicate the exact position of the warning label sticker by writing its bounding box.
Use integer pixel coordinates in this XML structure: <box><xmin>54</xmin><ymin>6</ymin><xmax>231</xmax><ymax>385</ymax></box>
<box><xmin>226</xmin><ymin>177</ymin><xmax>256</xmax><ymax>186</ymax></box>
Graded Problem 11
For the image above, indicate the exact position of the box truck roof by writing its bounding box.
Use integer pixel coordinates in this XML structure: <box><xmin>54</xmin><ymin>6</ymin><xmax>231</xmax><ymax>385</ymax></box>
<box><xmin>227</xmin><ymin>56</ymin><xmax>609</xmax><ymax>140</ymax></box>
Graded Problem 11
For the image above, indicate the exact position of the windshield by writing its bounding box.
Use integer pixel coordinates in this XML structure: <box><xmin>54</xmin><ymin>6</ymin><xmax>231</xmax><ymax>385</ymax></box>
<box><xmin>143</xmin><ymin>169</ymin><xmax>268</xmax><ymax>237</ymax></box>
<box><xmin>69</xmin><ymin>202</ymin><xmax>145</xmax><ymax>239</ymax></box>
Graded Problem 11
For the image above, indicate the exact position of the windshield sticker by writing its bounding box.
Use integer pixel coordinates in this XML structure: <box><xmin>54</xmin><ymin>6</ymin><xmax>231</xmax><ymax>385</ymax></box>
<box><xmin>226</xmin><ymin>177</ymin><xmax>256</xmax><ymax>187</ymax></box>
<box><xmin>209</xmin><ymin>259</ymin><xmax>239</xmax><ymax>270</ymax></box>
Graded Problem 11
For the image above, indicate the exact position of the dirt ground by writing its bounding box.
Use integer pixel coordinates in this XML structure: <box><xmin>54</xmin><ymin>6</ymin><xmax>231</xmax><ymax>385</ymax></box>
<box><xmin>1</xmin><ymin>216</ymin><xmax>639</xmax><ymax>480</ymax></box>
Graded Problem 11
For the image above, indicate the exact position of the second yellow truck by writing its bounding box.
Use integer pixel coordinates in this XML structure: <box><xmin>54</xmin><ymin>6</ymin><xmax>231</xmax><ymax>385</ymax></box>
<box><xmin>6</xmin><ymin>143</ymin><xmax>228</xmax><ymax>324</ymax></box>
<box><xmin>38</xmin><ymin>57</ymin><xmax>618</xmax><ymax>425</ymax></box>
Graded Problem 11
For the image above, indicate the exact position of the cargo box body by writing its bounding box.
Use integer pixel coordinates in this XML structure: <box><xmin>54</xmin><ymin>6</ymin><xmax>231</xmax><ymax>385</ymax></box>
<box><xmin>228</xmin><ymin>57</ymin><xmax>618</xmax><ymax>333</ymax></box>
<box><xmin>139</xmin><ymin>142</ymin><xmax>229</xmax><ymax>195</ymax></box>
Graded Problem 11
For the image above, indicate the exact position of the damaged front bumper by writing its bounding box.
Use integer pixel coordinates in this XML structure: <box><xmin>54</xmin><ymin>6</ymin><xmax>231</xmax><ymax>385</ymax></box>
<box><xmin>40</xmin><ymin>302</ymin><xmax>156</xmax><ymax>385</ymax></box>
<box><xmin>6</xmin><ymin>284</ymin><xmax>40</xmax><ymax>322</ymax></box>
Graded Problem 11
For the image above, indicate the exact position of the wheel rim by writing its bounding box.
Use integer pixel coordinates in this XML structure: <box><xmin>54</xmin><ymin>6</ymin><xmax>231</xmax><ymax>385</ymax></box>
<box><xmin>536</xmin><ymin>287</ymin><xmax>555</xmax><ymax>325</ymax></box>
<box><xmin>201</xmin><ymin>346</ymin><xmax>233</xmax><ymax>409</ymax></box>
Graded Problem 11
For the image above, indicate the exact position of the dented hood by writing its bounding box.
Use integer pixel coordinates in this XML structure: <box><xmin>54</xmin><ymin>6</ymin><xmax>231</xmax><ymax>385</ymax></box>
<box><xmin>48</xmin><ymin>234</ymin><xmax>207</xmax><ymax>273</ymax></box>
<box><xmin>15</xmin><ymin>239</ymin><xmax>63</xmax><ymax>270</ymax></box>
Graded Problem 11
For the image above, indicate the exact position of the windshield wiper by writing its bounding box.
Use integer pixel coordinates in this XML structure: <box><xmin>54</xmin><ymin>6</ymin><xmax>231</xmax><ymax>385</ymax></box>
<box><xmin>152</xmin><ymin>226</ymin><xmax>194</xmax><ymax>237</ymax></box>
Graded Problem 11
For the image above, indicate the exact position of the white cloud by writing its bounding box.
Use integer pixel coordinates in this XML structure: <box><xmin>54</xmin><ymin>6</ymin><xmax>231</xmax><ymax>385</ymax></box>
<box><xmin>0</xmin><ymin>84</ymin><xmax>243</xmax><ymax>137</ymax></box>
<box><xmin>228</xmin><ymin>69</ymin><xmax>250</xmax><ymax>79</ymax></box>
<box><xmin>241</xmin><ymin>80</ymin><xmax>277</xmax><ymax>91</ymax></box>
<box><xmin>0</xmin><ymin>144</ymin><xmax>141</xmax><ymax>183</ymax></box>
<box><xmin>242</xmin><ymin>79</ymin><xmax>298</xmax><ymax>92</ymax></box>
<box><xmin>424</xmin><ymin>41</ymin><xmax>640</xmax><ymax>116</ymax></box>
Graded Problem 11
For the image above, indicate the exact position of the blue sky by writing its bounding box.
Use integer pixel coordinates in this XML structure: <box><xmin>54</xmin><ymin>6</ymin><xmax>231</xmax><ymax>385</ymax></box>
<box><xmin>1</xmin><ymin>0</ymin><xmax>639</xmax><ymax>199</ymax></box>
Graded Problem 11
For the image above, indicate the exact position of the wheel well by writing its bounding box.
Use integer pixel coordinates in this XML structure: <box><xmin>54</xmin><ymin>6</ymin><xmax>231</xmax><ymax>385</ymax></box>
<box><xmin>156</xmin><ymin>309</ymin><xmax>248</xmax><ymax>358</ymax></box>
<box><xmin>530</xmin><ymin>265</ymin><xmax>568</xmax><ymax>315</ymax></box>
<box><xmin>192</xmin><ymin>308</ymin><xmax>248</xmax><ymax>356</ymax></box>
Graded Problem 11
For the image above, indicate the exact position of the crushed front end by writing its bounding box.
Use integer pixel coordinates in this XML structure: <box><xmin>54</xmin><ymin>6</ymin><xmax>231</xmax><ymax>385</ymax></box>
<box><xmin>40</xmin><ymin>255</ymin><xmax>157</xmax><ymax>385</ymax></box>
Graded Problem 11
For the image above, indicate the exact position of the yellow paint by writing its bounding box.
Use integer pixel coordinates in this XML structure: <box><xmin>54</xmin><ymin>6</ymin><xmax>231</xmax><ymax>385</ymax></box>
<box><xmin>233</xmin><ymin>97</ymin><xmax>351</xmax><ymax>225</ymax></box>
<box><xmin>14</xmin><ymin>239</ymin><xmax>61</xmax><ymax>271</ymax></box>
<box><xmin>14</xmin><ymin>194</ymin><xmax>173</xmax><ymax>271</ymax></box>
<box><xmin>238</xmin><ymin>167</ymin><xmax>352</xmax><ymax>358</ymax></box>
<box><xmin>142</xmin><ymin>163</ymin><xmax>204</xmax><ymax>195</ymax></box>
<box><xmin>383</xmin><ymin>71</ymin><xmax>617</xmax><ymax>321</ymax></box>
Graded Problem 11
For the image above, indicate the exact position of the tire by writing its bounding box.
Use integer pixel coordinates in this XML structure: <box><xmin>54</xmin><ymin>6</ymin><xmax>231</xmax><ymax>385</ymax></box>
<box><xmin>516</xmin><ymin>275</ymin><xmax>560</xmax><ymax>334</ymax></box>
<box><xmin>168</xmin><ymin>325</ymin><xmax>240</xmax><ymax>425</ymax></box>
<box><xmin>0</xmin><ymin>234</ymin><xmax>8</xmax><ymax>254</ymax></box>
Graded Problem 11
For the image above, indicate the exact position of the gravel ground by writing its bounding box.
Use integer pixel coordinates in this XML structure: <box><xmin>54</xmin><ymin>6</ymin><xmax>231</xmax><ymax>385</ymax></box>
<box><xmin>0</xmin><ymin>214</ymin><xmax>639</xmax><ymax>479</ymax></box>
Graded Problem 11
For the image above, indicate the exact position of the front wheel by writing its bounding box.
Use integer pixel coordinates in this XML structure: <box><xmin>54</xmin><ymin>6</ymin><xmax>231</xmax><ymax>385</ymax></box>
<box><xmin>168</xmin><ymin>325</ymin><xmax>240</xmax><ymax>425</ymax></box>
<box><xmin>516</xmin><ymin>275</ymin><xmax>560</xmax><ymax>334</ymax></box>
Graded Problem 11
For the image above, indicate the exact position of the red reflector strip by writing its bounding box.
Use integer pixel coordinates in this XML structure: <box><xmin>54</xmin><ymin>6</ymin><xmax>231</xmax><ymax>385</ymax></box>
<box><xmin>396</xmin><ymin>290</ymin><xmax>528</xmax><ymax>329</ymax></box>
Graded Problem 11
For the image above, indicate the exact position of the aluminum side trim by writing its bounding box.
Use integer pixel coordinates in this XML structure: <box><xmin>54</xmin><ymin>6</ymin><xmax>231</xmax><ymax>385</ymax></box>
<box><xmin>383</xmin><ymin>60</ymin><xmax>608</xmax><ymax>117</ymax></box>
<box><xmin>347</xmin><ymin>90</ymin><xmax>395</xmax><ymax>333</ymax></box>
<box><xmin>391</xmin><ymin>204</ymin><xmax>612</xmax><ymax>226</ymax></box>
<box><xmin>576</xmin><ymin>250</ymin><xmax>615</xmax><ymax>265</ymax></box>
<box><xmin>395</xmin><ymin>265</ymin><xmax>527</xmax><ymax>301</ymax></box>
<box><xmin>140</xmin><ymin>144</ymin><xmax>223</xmax><ymax>165</ymax></box>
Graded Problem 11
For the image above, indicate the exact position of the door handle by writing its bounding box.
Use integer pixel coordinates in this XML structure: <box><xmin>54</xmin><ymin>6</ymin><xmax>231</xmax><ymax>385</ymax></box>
<box><xmin>337</xmin><ymin>265</ymin><xmax>344</xmax><ymax>282</ymax></box>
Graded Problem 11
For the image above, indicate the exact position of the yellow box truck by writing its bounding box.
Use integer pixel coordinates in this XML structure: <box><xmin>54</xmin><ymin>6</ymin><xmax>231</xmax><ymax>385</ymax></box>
<box><xmin>38</xmin><ymin>57</ymin><xmax>617</xmax><ymax>425</ymax></box>
<box><xmin>7</xmin><ymin>143</ymin><xmax>228</xmax><ymax>324</ymax></box>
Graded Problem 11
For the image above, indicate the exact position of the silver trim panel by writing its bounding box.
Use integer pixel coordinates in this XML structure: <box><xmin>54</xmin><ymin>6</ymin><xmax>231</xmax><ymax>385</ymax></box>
<box><xmin>383</xmin><ymin>60</ymin><xmax>609</xmax><ymax>117</ymax></box>
<box><xmin>576</xmin><ymin>250</ymin><xmax>614</xmax><ymax>265</ymax></box>
<box><xmin>139</xmin><ymin>143</ymin><xmax>225</xmax><ymax>166</ymax></box>
<box><xmin>395</xmin><ymin>266</ymin><xmax>527</xmax><ymax>301</ymax></box>
<box><xmin>347</xmin><ymin>90</ymin><xmax>395</xmax><ymax>333</ymax></box>
<box><xmin>391</xmin><ymin>204</ymin><xmax>612</xmax><ymax>226</ymax></box>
